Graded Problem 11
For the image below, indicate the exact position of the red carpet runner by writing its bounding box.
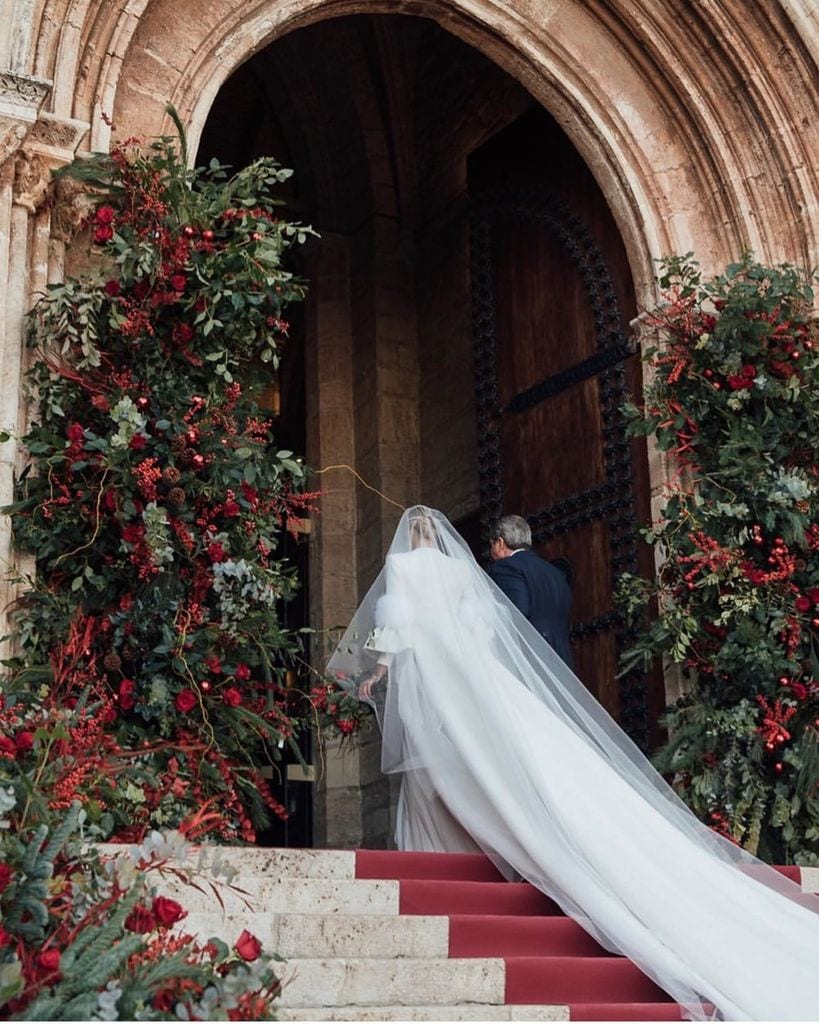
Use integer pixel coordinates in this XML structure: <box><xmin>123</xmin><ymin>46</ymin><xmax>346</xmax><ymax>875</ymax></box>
<box><xmin>355</xmin><ymin>849</ymin><xmax>688</xmax><ymax>1021</ymax></box>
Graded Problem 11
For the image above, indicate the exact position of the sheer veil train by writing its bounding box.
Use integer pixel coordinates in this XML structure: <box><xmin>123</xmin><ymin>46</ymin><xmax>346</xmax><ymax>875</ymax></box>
<box><xmin>327</xmin><ymin>506</ymin><xmax>819</xmax><ymax>1021</ymax></box>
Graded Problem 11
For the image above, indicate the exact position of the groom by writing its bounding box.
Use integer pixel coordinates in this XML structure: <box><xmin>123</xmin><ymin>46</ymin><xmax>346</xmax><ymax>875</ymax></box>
<box><xmin>488</xmin><ymin>514</ymin><xmax>573</xmax><ymax>668</ymax></box>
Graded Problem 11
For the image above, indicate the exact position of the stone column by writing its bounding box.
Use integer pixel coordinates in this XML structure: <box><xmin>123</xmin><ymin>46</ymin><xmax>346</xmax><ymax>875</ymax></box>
<box><xmin>305</xmin><ymin>232</ymin><xmax>365</xmax><ymax>847</ymax></box>
<box><xmin>0</xmin><ymin>71</ymin><xmax>89</xmax><ymax>654</ymax></box>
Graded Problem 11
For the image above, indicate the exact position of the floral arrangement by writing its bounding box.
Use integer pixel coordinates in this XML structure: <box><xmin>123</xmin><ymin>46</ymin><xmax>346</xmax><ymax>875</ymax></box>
<box><xmin>0</xmin><ymin>116</ymin><xmax>339</xmax><ymax>844</ymax></box>
<box><xmin>619</xmin><ymin>254</ymin><xmax>819</xmax><ymax>862</ymax></box>
<box><xmin>0</xmin><ymin>795</ymin><xmax>279</xmax><ymax>1020</ymax></box>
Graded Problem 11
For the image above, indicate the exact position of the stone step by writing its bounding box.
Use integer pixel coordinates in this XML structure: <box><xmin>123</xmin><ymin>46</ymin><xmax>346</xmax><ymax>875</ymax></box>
<box><xmin>108</xmin><ymin>842</ymin><xmax>819</xmax><ymax>896</ymax></box>
<box><xmin>101</xmin><ymin>843</ymin><xmax>356</xmax><ymax>879</ymax></box>
<box><xmin>279</xmin><ymin>1005</ymin><xmax>569</xmax><ymax>1021</ymax></box>
<box><xmin>277</xmin><ymin>956</ymin><xmax>506</xmax><ymax>1008</ymax></box>
<box><xmin>801</xmin><ymin>866</ymin><xmax>819</xmax><ymax>893</ymax></box>
<box><xmin>157</xmin><ymin>876</ymin><xmax>398</xmax><ymax>916</ymax></box>
<box><xmin>180</xmin><ymin>912</ymin><xmax>449</xmax><ymax>958</ymax></box>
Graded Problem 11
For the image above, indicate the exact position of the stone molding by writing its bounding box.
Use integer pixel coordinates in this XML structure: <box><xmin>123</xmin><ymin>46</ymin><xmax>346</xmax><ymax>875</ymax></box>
<box><xmin>0</xmin><ymin>71</ymin><xmax>52</xmax><ymax>168</ymax></box>
<box><xmin>9</xmin><ymin>112</ymin><xmax>91</xmax><ymax>213</ymax></box>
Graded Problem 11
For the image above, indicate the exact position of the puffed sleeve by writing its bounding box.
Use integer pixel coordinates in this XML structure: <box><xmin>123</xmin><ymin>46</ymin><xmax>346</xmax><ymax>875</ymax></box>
<box><xmin>364</xmin><ymin>555</ymin><xmax>414</xmax><ymax>655</ymax></box>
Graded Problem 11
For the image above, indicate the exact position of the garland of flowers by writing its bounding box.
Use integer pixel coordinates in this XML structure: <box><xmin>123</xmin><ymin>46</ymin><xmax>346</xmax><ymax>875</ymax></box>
<box><xmin>619</xmin><ymin>254</ymin><xmax>819</xmax><ymax>863</ymax></box>
<box><xmin>0</xmin><ymin>119</ymin><xmax>365</xmax><ymax>846</ymax></box>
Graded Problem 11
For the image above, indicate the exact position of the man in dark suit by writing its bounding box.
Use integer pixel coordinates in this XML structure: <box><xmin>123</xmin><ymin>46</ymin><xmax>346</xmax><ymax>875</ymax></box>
<box><xmin>488</xmin><ymin>514</ymin><xmax>573</xmax><ymax>668</ymax></box>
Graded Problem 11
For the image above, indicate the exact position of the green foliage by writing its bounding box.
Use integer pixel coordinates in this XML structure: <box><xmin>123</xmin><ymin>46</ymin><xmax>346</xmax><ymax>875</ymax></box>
<box><xmin>0</xmin><ymin>120</ymin><xmax>330</xmax><ymax>841</ymax></box>
<box><xmin>0</xmin><ymin>795</ymin><xmax>280</xmax><ymax>1019</ymax></box>
<box><xmin>620</xmin><ymin>253</ymin><xmax>819</xmax><ymax>863</ymax></box>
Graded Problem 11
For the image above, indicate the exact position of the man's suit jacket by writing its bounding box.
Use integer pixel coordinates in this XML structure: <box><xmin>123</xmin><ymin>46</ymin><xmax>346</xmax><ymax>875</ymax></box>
<box><xmin>488</xmin><ymin>549</ymin><xmax>573</xmax><ymax>667</ymax></box>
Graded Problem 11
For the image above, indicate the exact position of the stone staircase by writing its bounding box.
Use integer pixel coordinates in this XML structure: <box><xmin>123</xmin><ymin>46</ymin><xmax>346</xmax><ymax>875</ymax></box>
<box><xmin>152</xmin><ymin>846</ymin><xmax>819</xmax><ymax>1022</ymax></box>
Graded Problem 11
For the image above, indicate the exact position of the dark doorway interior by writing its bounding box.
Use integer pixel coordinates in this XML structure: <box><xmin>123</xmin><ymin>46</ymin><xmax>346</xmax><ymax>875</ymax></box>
<box><xmin>197</xmin><ymin>14</ymin><xmax>660</xmax><ymax>845</ymax></box>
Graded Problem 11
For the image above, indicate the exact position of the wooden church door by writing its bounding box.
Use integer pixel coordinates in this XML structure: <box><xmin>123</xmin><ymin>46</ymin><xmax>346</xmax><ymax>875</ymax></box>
<box><xmin>468</xmin><ymin>112</ymin><xmax>662</xmax><ymax>749</ymax></box>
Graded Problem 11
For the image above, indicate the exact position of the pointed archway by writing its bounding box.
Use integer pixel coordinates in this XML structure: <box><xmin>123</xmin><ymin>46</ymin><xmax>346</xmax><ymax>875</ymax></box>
<box><xmin>196</xmin><ymin>14</ymin><xmax>661</xmax><ymax>846</ymax></box>
<box><xmin>7</xmin><ymin>0</ymin><xmax>818</xmax><ymax>847</ymax></box>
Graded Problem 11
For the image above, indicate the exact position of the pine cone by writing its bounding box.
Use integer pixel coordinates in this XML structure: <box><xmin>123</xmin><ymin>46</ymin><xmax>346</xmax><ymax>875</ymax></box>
<box><xmin>163</xmin><ymin>466</ymin><xmax>182</xmax><ymax>485</ymax></box>
<box><xmin>171</xmin><ymin>436</ymin><xmax>187</xmax><ymax>455</ymax></box>
<box><xmin>103</xmin><ymin>651</ymin><xmax>122</xmax><ymax>672</ymax></box>
<box><xmin>178</xmin><ymin>447</ymin><xmax>196</xmax><ymax>466</ymax></box>
<box><xmin>168</xmin><ymin>487</ymin><xmax>186</xmax><ymax>507</ymax></box>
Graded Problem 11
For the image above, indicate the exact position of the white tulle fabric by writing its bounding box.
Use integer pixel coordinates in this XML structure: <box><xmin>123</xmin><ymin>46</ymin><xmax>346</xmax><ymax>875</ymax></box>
<box><xmin>327</xmin><ymin>506</ymin><xmax>819</xmax><ymax>1021</ymax></box>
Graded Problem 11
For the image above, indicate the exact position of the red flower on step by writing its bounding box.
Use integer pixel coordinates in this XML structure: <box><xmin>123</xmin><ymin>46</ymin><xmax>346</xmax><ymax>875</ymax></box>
<box><xmin>234</xmin><ymin>929</ymin><xmax>262</xmax><ymax>962</ymax></box>
<box><xmin>37</xmin><ymin>948</ymin><xmax>61</xmax><ymax>975</ymax></box>
<box><xmin>125</xmin><ymin>904</ymin><xmax>157</xmax><ymax>934</ymax></box>
<box><xmin>152</xmin><ymin>896</ymin><xmax>186</xmax><ymax>927</ymax></box>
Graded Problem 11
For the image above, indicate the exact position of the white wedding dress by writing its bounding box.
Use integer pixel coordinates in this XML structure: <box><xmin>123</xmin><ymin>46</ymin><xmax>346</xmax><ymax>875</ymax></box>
<box><xmin>328</xmin><ymin>508</ymin><xmax>819</xmax><ymax>1021</ymax></box>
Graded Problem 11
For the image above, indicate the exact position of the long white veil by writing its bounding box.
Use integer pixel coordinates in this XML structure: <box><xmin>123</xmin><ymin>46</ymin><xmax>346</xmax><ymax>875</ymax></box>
<box><xmin>327</xmin><ymin>506</ymin><xmax>819</xmax><ymax>1021</ymax></box>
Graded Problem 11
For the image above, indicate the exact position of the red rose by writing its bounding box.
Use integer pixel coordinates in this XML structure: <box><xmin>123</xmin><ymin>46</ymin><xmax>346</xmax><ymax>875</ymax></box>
<box><xmin>727</xmin><ymin>375</ymin><xmax>747</xmax><ymax>391</ymax></box>
<box><xmin>173</xmin><ymin>322</ymin><xmax>194</xmax><ymax>344</ymax></box>
<box><xmin>790</xmin><ymin>682</ymin><xmax>808</xmax><ymax>701</ymax></box>
<box><xmin>119</xmin><ymin>679</ymin><xmax>136</xmax><ymax>711</ymax></box>
<box><xmin>95</xmin><ymin>205</ymin><xmax>116</xmax><ymax>225</ymax></box>
<box><xmin>234</xmin><ymin>929</ymin><xmax>262</xmax><ymax>962</ymax></box>
<box><xmin>122</xmin><ymin>524</ymin><xmax>144</xmax><ymax>545</ymax></box>
<box><xmin>223</xmin><ymin>500</ymin><xmax>241</xmax><ymax>518</ymax></box>
<box><xmin>67</xmin><ymin>423</ymin><xmax>85</xmax><ymax>444</ymax></box>
<box><xmin>170</xmin><ymin>273</ymin><xmax>187</xmax><ymax>292</ymax></box>
<box><xmin>234</xmin><ymin>663</ymin><xmax>251</xmax><ymax>681</ymax></box>
<box><xmin>741</xmin><ymin>364</ymin><xmax>756</xmax><ymax>379</ymax></box>
<box><xmin>240</xmin><ymin>483</ymin><xmax>258</xmax><ymax>507</ymax></box>
<box><xmin>104</xmin><ymin>279</ymin><xmax>121</xmax><ymax>297</ymax></box>
<box><xmin>94</xmin><ymin>224</ymin><xmax>114</xmax><ymax>244</ymax></box>
<box><xmin>223</xmin><ymin>687</ymin><xmax>242</xmax><ymax>707</ymax></box>
<box><xmin>204</xmin><ymin>655</ymin><xmax>222</xmax><ymax>675</ymax></box>
<box><xmin>0</xmin><ymin>736</ymin><xmax>15</xmax><ymax>758</ymax></box>
<box><xmin>175</xmin><ymin>689</ymin><xmax>197</xmax><ymax>713</ymax></box>
<box><xmin>809</xmin><ymin>588</ymin><xmax>819</xmax><ymax>605</ymax></box>
<box><xmin>152</xmin><ymin>896</ymin><xmax>186</xmax><ymax>927</ymax></box>
<box><xmin>795</xmin><ymin>595</ymin><xmax>812</xmax><ymax>613</ymax></box>
<box><xmin>38</xmin><ymin>948</ymin><xmax>61</xmax><ymax>973</ymax></box>
<box><xmin>128</xmin><ymin>434</ymin><xmax>148</xmax><ymax>451</ymax></box>
<box><xmin>14</xmin><ymin>731</ymin><xmax>34</xmax><ymax>752</ymax></box>
<box><xmin>207</xmin><ymin>542</ymin><xmax>227</xmax><ymax>563</ymax></box>
<box><xmin>125</xmin><ymin>905</ymin><xmax>157</xmax><ymax>934</ymax></box>
<box><xmin>0</xmin><ymin>863</ymin><xmax>13</xmax><ymax>891</ymax></box>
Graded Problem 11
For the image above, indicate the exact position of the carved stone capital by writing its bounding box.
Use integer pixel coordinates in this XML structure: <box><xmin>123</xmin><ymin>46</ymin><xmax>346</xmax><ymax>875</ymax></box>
<box><xmin>13</xmin><ymin>149</ymin><xmax>51</xmax><ymax>213</ymax></box>
<box><xmin>51</xmin><ymin>173</ymin><xmax>98</xmax><ymax>242</ymax></box>
<box><xmin>0</xmin><ymin>72</ymin><xmax>51</xmax><ymax>167</ymax></box>
<box><xmin>26</xmin><ymin>112</ymin><xmax>90</xmax><ymax>164</ymax></box>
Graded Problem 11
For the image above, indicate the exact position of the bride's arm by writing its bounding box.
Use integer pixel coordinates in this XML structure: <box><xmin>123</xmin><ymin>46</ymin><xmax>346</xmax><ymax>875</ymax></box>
<box><xmin>359</xmin><ymin>556</ymin><xmax>410</xmax><ymax>699</ymax></box>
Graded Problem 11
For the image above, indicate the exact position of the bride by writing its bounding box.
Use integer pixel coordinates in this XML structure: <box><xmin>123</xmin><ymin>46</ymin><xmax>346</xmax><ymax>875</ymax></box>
<box><xmin>327</xmin><ymin>506</ymin><xmax>819</xmax><ymax>1022</ymax></box>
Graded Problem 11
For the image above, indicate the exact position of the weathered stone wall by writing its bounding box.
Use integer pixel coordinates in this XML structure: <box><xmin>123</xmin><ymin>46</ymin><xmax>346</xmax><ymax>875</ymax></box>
<box><xmin>2</xmin><ymin>0</ymin><xmax>819</xmax><ymax>847</ymax></box>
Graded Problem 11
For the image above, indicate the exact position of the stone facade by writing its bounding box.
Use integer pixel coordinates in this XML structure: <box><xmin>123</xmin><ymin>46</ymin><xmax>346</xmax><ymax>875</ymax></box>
<box><xmin>2</xmin><ymin>0</ymin><xmax>818</xmax><ymax>848</ymax></box>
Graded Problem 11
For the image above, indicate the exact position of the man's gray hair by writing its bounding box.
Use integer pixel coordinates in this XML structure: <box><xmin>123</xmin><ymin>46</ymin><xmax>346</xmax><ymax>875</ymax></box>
<box><xmin>492</xmin><ymin>514</ymin><xmax>532</xmax><ymax>550</ymax></box>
